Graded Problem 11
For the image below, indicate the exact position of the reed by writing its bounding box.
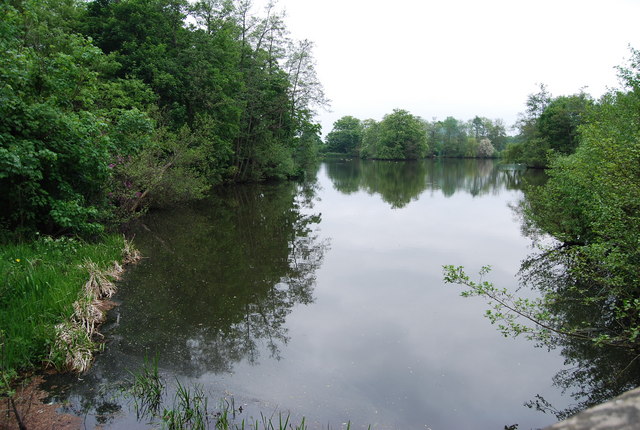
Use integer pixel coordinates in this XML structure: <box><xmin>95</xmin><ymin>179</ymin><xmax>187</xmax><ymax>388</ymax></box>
<box><xmin>163</xmin><ymin>380</ymin><xmax>210</xmax><ymax>429</ymax></box>
<box><xmin>127</xmin><ymin>354</ymin><xmax>165</xmax><ymax>419</ymax></box>
<box><xmin>127</xmin><ymin>378</ymin><xmax>340</xmax><ymax>430</ymax></box>
<box><xmin>124</xmin><ymin>362</ymin><xmax>325</xmax><ymax>430</ymax></box>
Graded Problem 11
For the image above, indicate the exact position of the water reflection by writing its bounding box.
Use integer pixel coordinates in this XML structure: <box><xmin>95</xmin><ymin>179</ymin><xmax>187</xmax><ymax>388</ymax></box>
<box><xmin>529</xmin><ymin>334</ymin><xmax>640</xmax><ymax>420</ymax></box>
<box><xmin>325</xmin><ymin>158</ymin><xmax>537</xmax><ymax>207</ymax></box>
<box><xmin>516</xmin><ymin>247</ymin><xmax>640</xmax><ymax>420</ymax></box>
<box><xmin>45</xmin><ymin>180</ymin><xmax>327</xmax><ymax>426</ymax></box>
<box><xmin>124</xmin><ymin>181</ymin><xmax>327</xmax><ymax>374</ymax></box>
<box><xmin>44</xmin><ymin>160</ymin><xmax>569</xmax><ymax>429</ymax></box>
<box><xmin>509</xmin><ymin>192</ymin><xmax>640</xmax><ymax>420</ymax></box>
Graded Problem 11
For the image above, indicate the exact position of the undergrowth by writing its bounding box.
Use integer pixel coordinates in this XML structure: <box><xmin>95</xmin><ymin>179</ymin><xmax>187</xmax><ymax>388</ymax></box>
<box><xmin>0</xmin><ymin>234</ymin><xmax>138</xmax><ymax>394</ymax></box>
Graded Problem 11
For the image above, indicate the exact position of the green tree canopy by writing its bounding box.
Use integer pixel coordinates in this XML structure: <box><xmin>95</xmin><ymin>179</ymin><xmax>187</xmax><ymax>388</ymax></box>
<box><xmin>446</xmin><ymin>46</ymin><xmax>640</xmax><ymax>361</ymax></box>
<box><xmin>432</xmin><ymin>116</ymin><xmax>467</xmax><ymax>157</ymax></box>
<box><xmin>505</xmin><ymin>87</ymin><xmax>593</xmax><ymax>167</ymax></box>
<box><xmin>0</xmin><ymin>0</ymin><xmax>154</xmax><ymax>235</ymax></box>
<box><xmin>361</xmin><ymin>109</ymin><xmax>429</xmax><ymax>160</ymax></box>
<box><xmin>324</xmin><ymin>116</ymin><xmax>363</xmax><ymax>155</ymax></box>
<box><xmin>0</xmin><ymin>0</ymin><xmax>328</xmax><ymax>237</ymax></box>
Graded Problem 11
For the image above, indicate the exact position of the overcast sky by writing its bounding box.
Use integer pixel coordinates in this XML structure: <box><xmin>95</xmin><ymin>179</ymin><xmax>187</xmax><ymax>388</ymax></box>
<box><xmin>255</xmin><ymin>0</ymin><xmax>640</xmax><ymax>136</ymax></box>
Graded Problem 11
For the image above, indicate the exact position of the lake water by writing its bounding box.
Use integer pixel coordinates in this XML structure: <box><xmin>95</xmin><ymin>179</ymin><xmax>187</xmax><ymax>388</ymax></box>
<box><xmin>47</xmin><ymin>159</ymin><xmax>572</xmax><ymax>429</ymax></box>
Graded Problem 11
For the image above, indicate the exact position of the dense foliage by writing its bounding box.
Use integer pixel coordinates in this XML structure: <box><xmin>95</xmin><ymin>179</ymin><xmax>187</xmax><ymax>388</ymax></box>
<box><xmin>521</xmin><ymin>50</ymin><xmax>640</xmax><ymax>348</ymax></box>
<box><xmin>324</xmin><ymin>111</ymin><xmax>506</xmax><ymax>159</ymax></box>
<box><xmin>360</xmin><ymin>109</ymin><xmax>429</xmax><ymax>159</ymax></box>
<box><xmin>0</xmin><ymin>0</ymin><xmax>327</xmax><ymax>237</ymax></box>
<box><xmin>503</xmin><ymin>85</ymin><xmax>593</xmax><ymax>167</ymax></box>
<box><xmin>324</xmin><ymin>115</ymin><xmax>362</xmax><ymax>156</ymax></box>
<box><xmin>445</xmin><ymin>48</ymin><xmax>640</xmax><ymax>408</ymax></box>
<box><xmin>430</xmin><ymin>116</ymin><xmax>506</xmax><ymax>157</ymax></box>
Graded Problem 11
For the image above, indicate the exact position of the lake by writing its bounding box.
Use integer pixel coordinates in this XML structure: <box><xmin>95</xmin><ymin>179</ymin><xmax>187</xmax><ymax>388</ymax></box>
<box><xmin>46</xmin><ymin>158</ymin><xmax>573</xmax><ymax>429</ymax></box>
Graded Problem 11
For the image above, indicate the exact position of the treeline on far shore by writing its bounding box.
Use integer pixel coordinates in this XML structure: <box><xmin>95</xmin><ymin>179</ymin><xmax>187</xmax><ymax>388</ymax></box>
<box><xmin>323</xmin><ymin>111</ymin><xmax>508</xmax><ymax>160</ymax></box>
<box><xmin>322</xmin><ymin>86</ymin><xmax>592</xmax><ymax>164</ymax></box>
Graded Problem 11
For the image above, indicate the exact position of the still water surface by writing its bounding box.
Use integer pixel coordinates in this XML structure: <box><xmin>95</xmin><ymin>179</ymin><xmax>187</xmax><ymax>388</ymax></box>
<box><xmin>49</xmin><ymin>159</ymin><xmax>571</xmax><ymax>429</ymax></box>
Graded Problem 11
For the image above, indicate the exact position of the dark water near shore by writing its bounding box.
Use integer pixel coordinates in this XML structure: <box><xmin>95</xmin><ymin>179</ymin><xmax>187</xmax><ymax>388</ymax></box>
<box><xmin>46</xmin><ymin>159</ymin><xmax>574</xmax><ymax>429</ymax></box>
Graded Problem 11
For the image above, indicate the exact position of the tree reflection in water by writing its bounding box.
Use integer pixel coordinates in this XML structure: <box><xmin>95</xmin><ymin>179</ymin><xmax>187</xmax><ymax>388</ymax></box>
<box><xmin>119</xmin><ymin>180</ymin><xmax>328</xmax><ymax>375</ymax></box>
<box><xmin>324</xmin><ymin>158</ymin><xmax>537</xmax><ymax>207</ymax></box>
<box><xmin>511</xmin><ymin>197</ymin><xmax>640</xmax><ymax>420</ymax></box>
<box><xmin>44</xmin><ymin>178</ymin><xmax>328</xmax><ymax>424</ymax></box>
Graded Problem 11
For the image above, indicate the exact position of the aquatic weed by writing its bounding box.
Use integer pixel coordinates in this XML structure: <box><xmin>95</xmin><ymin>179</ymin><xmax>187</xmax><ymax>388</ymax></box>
<box><xmin>127</xmin><ymin>354</ymin><xmax>165</xmax><ymax>419</ymax></box>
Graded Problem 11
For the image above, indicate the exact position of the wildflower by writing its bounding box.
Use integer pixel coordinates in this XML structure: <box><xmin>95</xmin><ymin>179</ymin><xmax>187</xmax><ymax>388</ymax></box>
<box><xmin>15</xmin><ymin>258</ymin><xmax>21</xmax><ymax>262</ymax></box>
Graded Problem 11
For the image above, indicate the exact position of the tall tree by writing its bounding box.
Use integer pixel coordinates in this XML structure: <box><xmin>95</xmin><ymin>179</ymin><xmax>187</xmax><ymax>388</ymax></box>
<box><xmin>285</xmin><ymin>39</ymin><xmax>329</xmax><ymax>124</ymax></box>
<box><xmin>434</xmin><ymin>117</ymin><xmax>467</xmax><ymax>157</ymax></box>
<box><xmin>537</xmin><ymin>92</ymin><xmax>593</xmax><ymax>155</ymax></box>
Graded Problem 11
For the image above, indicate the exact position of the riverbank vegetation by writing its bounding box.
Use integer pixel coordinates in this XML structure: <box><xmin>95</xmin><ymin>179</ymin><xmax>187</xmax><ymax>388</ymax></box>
<box><xmin>0</xmin><ymin>0</ymin><xmax>326</xmax><ymax>411</ymax></box>
<box><xmin>1</xmin><ymin>0</ymin><xmax>327</xmax><ymax>238</ymax></box>
<box><xmin>322</xmin><ymin>84</ymin><xmax>596</xmax><ymax>165</ymax></box>
<box><xmin>502</xmin><ymin>86</ymin><xmax>593</xmax><ymax>168</ymax></box>
<box><xmin>444</xmin><ymin>47</ymin><xmax>640</xmax><ymax>415</ymax></box>
<box><xmin>122</xmin><ymin>356</ymin><xmax>361</xmax><ymax>429</ymax></box>
<box><xmin>0</xmin><ymin>235</ymin><xmax>138</xmax><ymax>393</ymax></box>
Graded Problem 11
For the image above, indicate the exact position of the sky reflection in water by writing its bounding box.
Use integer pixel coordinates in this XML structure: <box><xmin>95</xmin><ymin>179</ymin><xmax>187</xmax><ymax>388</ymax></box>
<box><xmin>50</xmin><ymin>159</ymin><xmax>570</xmax><ymax>429</ymax></box>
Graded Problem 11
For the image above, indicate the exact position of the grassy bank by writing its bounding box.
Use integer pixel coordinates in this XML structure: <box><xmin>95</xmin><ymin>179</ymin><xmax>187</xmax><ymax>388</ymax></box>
<box><xmin>0</xmin><ymin>234</ymin><xmax>138</xmax><ymax>392</ymax></box>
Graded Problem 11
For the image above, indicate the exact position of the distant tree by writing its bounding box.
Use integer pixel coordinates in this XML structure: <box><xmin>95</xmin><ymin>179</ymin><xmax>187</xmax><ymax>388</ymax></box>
<box><xmin>471</xmin><ymin>116</ymin><xmax>486</xmax><ymax>139</ymax></box>
<box><xmin>468</xmin><ymin>116</ymin><xmax>508</xmax><ymax>152</ymax></box>
<box><xmin>519</xmin><ymin>83</ymin><xmax>553</xmax><ymax>134</ymax></box>
<box><xmin>361</xmin><ymin>109</ymin><xmax>429</xmax><ymax>160</ymax></box>
<box><xmin>477</xmin><ymin>138</ymin><xmax>496</xmax><ymax>158</ymax></box>
<box><xmin>433</xmin><ymin>117</ymin><xmax>467</xmax><ymax>157</ymax></box>
<box><xmin>325</xmin><ymin>116</ymin><xmax>363</xmax><ymax>155</ymax></box>
<box><xmin>360</xmin><ymin>119</ymin><xmax>381</xmax><ymax>159</ymax></box>
<box><xmin>506</xmin><ymin>85</ymin><xmax>592</xmax><ymax>167</ymax></box>
<box><xmin>486</xmin><ymin>118</ymin><xmax>508</xmax><ymax>152</ymax></box>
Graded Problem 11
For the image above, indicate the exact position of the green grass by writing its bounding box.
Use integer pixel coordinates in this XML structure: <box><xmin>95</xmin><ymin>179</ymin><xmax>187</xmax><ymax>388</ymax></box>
<box><xmin>0</xmin><ymin>234</ymin><xmax>129</xmax><ymax>391</ymax></box>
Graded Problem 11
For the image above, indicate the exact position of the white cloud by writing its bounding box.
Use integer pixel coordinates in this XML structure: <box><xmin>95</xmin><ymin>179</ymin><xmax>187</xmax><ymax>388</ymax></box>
<box><xmin>256</xmin><ymin>0</ymin><xmax>640</xmax><ymax>135</ymax></box>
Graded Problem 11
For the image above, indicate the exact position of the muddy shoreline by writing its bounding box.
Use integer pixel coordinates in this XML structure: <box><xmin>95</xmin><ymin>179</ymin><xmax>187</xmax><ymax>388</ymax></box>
<box><xmin>1</xmin><ymin>299</ymin><xmax>121</xmax><ymax>430</ymax></box>
<box><xmin>1</xmin><ymin>372</ymin><xmax>83</xmax><ymax>430</ymax></box>
<box><xmin>2</xmin><ymin>241</ymin><xmax>140</xmax><ymax>430</ymax></box>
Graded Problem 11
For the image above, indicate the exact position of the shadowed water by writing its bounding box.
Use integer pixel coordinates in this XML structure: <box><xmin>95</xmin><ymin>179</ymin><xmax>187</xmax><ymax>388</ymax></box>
<box><xmin>45</xmin><ymin>159</ymin><xmax>576</xmax><ymax>429</ymax></box>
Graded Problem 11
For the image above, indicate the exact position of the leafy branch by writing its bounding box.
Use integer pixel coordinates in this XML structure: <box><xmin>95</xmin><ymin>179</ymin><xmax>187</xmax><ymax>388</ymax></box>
<box><xmin>442</xmin><ymin>265</ymin><xmax>630</xmax><ymax>349</ymax></box>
